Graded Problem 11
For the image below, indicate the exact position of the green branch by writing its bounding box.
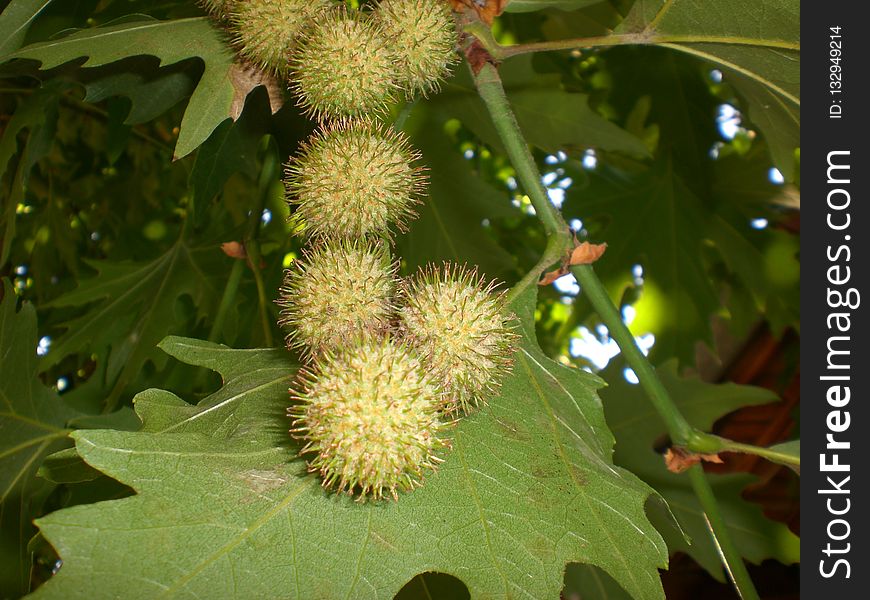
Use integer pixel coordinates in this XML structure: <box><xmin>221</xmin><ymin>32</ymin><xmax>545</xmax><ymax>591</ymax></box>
<box><xmin>208</xmin><ymin>136</ymin><xmax>279</xmax><ymax>348</ymax></box>
<box><xmin>473</xmin><ymin>62</ymin><xmax>571</xmax><ymax>307</ymax></box>
<box><xmin>247</xmin><ymin>139</ymin><xmax>278</xmax><ymax>348</ymax></box>
<box><xmin>464</xmin><ymin>21</ymin><xmax>798</xmax><ymax>62</ymax></box>
<box><xmin>704</xmin><ymin>436</ymin><xmax>800</xmax><ymax>471</ymax></box>
<box><xmin>207</xmin><ymin>259</ymin><xmax>244</xmax><ymax>343</ymax></box>
<box><xmin>570</xmin><ymin>264</ymin><xmax>693</xmax><ymax>444</ymax></box>
<box><xmin>687</xmin><ymin>465</ymin><xmax>760</xmax><ymax>599</ymax></box>
<box><xmin>472</xmin><ymin>59</ymin><xmax>760</xmax><ymax>600</ymax></box>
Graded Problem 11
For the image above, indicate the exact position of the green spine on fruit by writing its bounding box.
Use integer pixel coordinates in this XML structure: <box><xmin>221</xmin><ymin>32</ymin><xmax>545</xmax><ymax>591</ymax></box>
<box><xmin>290</xmin><ymin>337</ymin><xmax>448</xmax><ymax>500</ymax></box>
<box><xmin>399</xmin><ymin>263</ymin><xmax>516</xmax><ymax>414</ymax></box>
<box><xmin>375</xmin><ymin>0</ymin><xmax>458</xmax><ymax>97</ymax></box>
<box><xmin>292</xmin><ymin>8</ymin><xmax>398</xmax><ymax>120</ymax></box>
<box><xmin>232</xmin><ymin>0</ymin><xmax>330</xmax><ymax>76</ymax></box>
<box><xmin>285</xmin><ymin>119</ymin><xmax>425</xmax><ymax>240</ymax></box>
<box><xmin>277</xmin><ymin>240</ymin><xmax>398</xmax><ymax>358</ymax></box>
<box><xmin>198</xmin><ymin>0</ymin><xmax>236</xmax><ymax>20</ymax></box>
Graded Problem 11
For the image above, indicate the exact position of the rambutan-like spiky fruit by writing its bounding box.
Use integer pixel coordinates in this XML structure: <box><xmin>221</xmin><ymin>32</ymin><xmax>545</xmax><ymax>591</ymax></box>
<box><xmin>375</xmin><ymin>0</ymin><xmax>458</xmax><ymax>97</ymax></box>
<box><xmin>290</xmin><ymin>337</ymin><xmax>448</xmax><ymax>500</ymax></box>
<box><xmin>277</xmin><ymin>240</ymin><xmax>398</xmax><ymax>358</ymax></box>
<box><xmin>291</xmin><ymin>8</ymin><xmax>399</xmax><ymax>120</ymax></box>
<box><xmin>285</xmin><ymin>119</ymin><xmax>425</xmax><ymax>240</ymax></box>
<box><xmin>399</xmin><ymin>263</ymin><xmax>516</xmax><ymax>414</ymax></box>
<box><xmin>232</xmin><ymin>0</ymin><xmax>330</xmax><ymax>76</ymax></box>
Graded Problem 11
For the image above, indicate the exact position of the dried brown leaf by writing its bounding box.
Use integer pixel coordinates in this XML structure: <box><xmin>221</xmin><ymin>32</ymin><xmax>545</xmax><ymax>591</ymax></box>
<box><xmin>538</xmin><ymin>268</ymin><xmax>566</xmax><ymax>287</ymax></box>
<box><xmin>569</xmin><ymin>242</ymin><xmax>607</xmax><ymax>266</ymax></box>
<box><xmin>538</xmin><ymin>241</ymin><xmax>607</xmax><ymax>286</ymax></box>
<box><xmin>664</xmin><ymin>448</ymin><xmax>724</xmax><ymax>473</ymax></box>
<box><xmin>230</xmin><ymin>62</ymin><xmax>284</xmax><ymax>121</ymax></box>
<box><xmin>221</xmin><ymin>241</ymin><xmax>247</xmax><ymax>259</ymax></box>
<box><xmin>448</xmin><ymin>0</ymin><xmax>508</xmax><ymax>24</ymax></box>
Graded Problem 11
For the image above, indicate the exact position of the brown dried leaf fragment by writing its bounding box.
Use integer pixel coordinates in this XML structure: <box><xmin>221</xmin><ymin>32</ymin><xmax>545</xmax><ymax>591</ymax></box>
<box><xmin>570</xmin><ymin>241</ymin><xmax>607</xmax><ymax>266</ymax></box>
<box><xmin>221</xmin><ymin>241</ymin><xmax>247</xmax><ymax>259</ymax></box>
<box><xmin>539</xmin><ymin>241</ymin><xmax>607</xmax><ymax>286</ymax></box>
<box><xmin>448</xmin><ymin>0</ymin><xmax>507</xmax><ymax>24</ymax></box>
<box><xmin>664</xmin><ymin>447</ymin><xmax>724</xmax><ymax>473</ymax></box>
<box><xmin>538</xmin><ymin>268</ymin><xmax>566</xmax><ymax>287</ymax></box>
<box><xmin>229</xmin><ymin>62</ymin><xmax>284</xmax><ymax>121</ymax></box>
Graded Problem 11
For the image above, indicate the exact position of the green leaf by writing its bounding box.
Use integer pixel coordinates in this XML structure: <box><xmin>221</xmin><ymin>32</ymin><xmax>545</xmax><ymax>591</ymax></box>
<box><xmin>437</xmin><ymin>58</ymin><xmax>650</xmax><ymax>159</ymax></box>
<box><xmin>617</xmin><ymin>0</ymin><xmax>800</xmax><ymax>179</ymax></box>
<box><xmin>4</xmin><ymin>17</ymin><xmax>239</xmax><ymax>159</ymax></box>
<box><xmin>39</xmin><ymin>235</ymin><xmax>226</xmax><ymax>410</ymax></box>
<box><xmin>81</xmin><ymin>57</ymin><xmax>196</xmax><ymax>126</ymax></box>
<box><xmin>764</xmin><ymin>440</ymin><xmax>800</xmax><ymax>474</ymax></box>
<box><xmin>189</xmin><ymin>86</ymin><xmax>273</xmax><ymax>204</ymax></box>
<box><xmin>506</xmin><ymin>0</ymin><xmax>604</xmax><ymax>14</ymax></box>
<box><xmin>561</xmin><ymin>49</ymin><xmax>797</xmax><ymax>364</ymax></box>
<box><xmin>33</xmin><ymin>287</ymin><xmax>669</xmax><ymax>600</ymax></box>
<box><xmin>0</xmin><ymin>0</ymin><xmax>53</xmax><ymax>56</ymax></box>
<box><xmin>564</xmin><ymin>161</ymin><xmax>722</xmax><ymax>364</ymax></box>
<box><xmin>395</xmin><ymin>573</ymin><xmax>470</xmax><ymax>599</ymax></box>
<box><xmin>726</xmin><ymin>76</ymin><xmax>799</xmax><ymax>183</ymax></box>
<box><xmin>0</xmin><ymin>82</ymin><xmax>62</xmax><ymax>190</ymax></box>
<box><xmin>0</xmin><ymin>83</ymin><xmax>62</xmax><ymax>267</ymax></box>
<box><xmin>554</xmin><ymin>46</ymin><xmax>799</xmax><ymax>366</ymax></box>
<box><xmin>563</xmin><ymin>563</ymin><xmax>633</xmax><ymax>600</ymax></box>
<box><xmin>0</xmin><ymin>279</ymin><xmax>76</xmax><ymax>596</ymax></box>
<box><xmin>600</xmin><ymin>360</ymin><xmax>800</xmax><ymax>578</ymax></box>
<box><xmin>38</xmin><ymin>448</ymin><xmax>102</xmax><ymax>484</ymax></box>
<box><xmin>400</xmin><ymin>105</ymin><xmax>516</xmax><ymax>278</ymax></box>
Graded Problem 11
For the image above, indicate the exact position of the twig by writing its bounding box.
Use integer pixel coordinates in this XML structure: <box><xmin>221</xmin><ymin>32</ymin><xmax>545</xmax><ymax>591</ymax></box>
<box><xmin>247</xmin><ymin>139</ymin><xmax>278</xmax><ymax>348</ymax></box>
<box><xmin>463</xmin><ymin>21</ymin><xmax>798</xmax><ymax>61</ymax></box>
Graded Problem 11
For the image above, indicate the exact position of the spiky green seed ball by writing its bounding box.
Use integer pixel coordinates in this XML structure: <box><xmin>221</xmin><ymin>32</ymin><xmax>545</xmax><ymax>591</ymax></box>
<box><xmin>375</xmin><ymin>0</ymin><xmax>458</xmax><ymax>97</ymax></box>
<box><xmin>290</xmin><ymin>337</ymin><xmax>448</xmax><ymax>500</ymax></box>
<box><xmin>399</xmin><ymin>264</ymin><xmax>515</xmax><ymax>414</ymax></box>
<box><xmin>292</xmin><ymin>8</ymin><xmax>398</xmax><ymax>120</ymax></box>
<box><xmin>232</xmin><ymin>0</ymin><xmax>330</xmax><ymax>76</ymax></box>
<box><xmin>277</xmin><ymin>240</ymin><xmax>398</xmax><ymax>358</ymax></box>
<box><xmin>285</xmin><ymin>119</ymin><xmax>425</xmax><ymax>240</ymax></box>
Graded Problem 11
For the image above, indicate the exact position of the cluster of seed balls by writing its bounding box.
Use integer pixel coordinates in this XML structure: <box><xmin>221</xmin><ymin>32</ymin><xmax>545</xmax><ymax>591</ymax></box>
<box><xmin>200</xmin><ymin>0</ymin><xmax>516</xmax><ymax>501</ymax></box>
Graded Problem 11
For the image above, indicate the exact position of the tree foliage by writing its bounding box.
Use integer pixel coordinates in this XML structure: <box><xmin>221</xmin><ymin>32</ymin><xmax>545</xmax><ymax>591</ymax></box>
<box><xmin>0</xmin><ymin>0</ymin><xmax>799</xmax><ymax>598</ymax></box>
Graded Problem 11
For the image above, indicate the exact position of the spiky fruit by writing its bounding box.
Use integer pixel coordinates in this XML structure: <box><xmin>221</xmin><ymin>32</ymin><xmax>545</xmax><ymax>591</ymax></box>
<box><xmin>285</xmin><ymin>119</ymin><xmax>425</xmax><ymax>240</ymax></box>
<box><xmin>375</xmin><ymin>0</ymin><xmax>458</xmax><ymax>97</ymax></box>
<box><xmin>290</xmin><ymin>337</ymin><xmax>448</xmax><ymax>500</ymax></box>
<box><xmin>277</xmin><ymin>240</ymin><xmax>398</xmax><ymax>358</ymax></box>
<box><xmin>399</xmin><ymin>264</ymin><xmax>515</xmax><ymax>414</ymax></box>
<box><xmin>198</xmin><ymin>0</ymin><xmax>236</xmax><ymax>20</ymax></box>
<box><xmin>232</xmin><ymin>0</ymin><xmax>330</xmax><ymax>76</ymax></box>
<box><xmin>292</xmin><ymin>8</ymin><xmax>398</xmax><ymax>120</ymax></box>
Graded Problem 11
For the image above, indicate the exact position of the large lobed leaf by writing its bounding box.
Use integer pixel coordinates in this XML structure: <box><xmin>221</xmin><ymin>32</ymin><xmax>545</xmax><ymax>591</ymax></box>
<box><xmin>32</xmin><ymin>287</ymin><xmax>669</xmax><ymax>600</ymax></box>
<box><xmin>0</xmin><ymin>82</ymin><xmax>63</xmax><ymax>266</ymax></box>
<box><xmin>0</xmin><ymin>280</ymin><xmax>76</xmax><ymax>595</ymax></box>
<box><xmin>39</xmin><ymin>236</ymin><xmax>226</xmax><ymax>409</ymax></box>
<box><xmin>0</xmin><ymin>0</ymin><xmax>53</xmax><ymax>56</ymax></box>
<box><xmin>399</xmin><ymin>104</ymin><xmax>517</xmax><ymax>279</ymax></box>
<box><xmin>435</xmin><ymin>57</ymin><xmax>650</xmax><ymax>160</ymax></box>
<box><xmin>617</xmin><ymin>0</ymin><xmax>800</xmax><ymax>180</ymax></box>
<box><xmin>3</xmin><ymin>16</ymin><xmax>241</xmax><ymax>159</ymax></box>
<box><xmin>561</xmin><ymin>46</ymin><xmax>798</xmax><ymax>365</ymax></box>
